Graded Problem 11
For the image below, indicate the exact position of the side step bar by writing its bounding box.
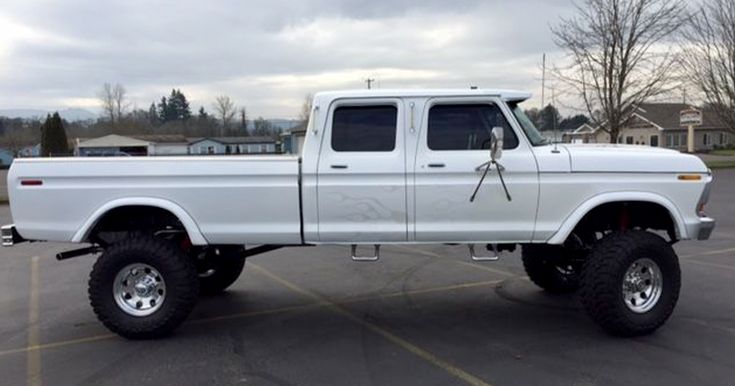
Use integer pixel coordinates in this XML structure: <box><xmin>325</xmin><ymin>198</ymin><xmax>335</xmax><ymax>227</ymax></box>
<box><xmin>469</xmin><ymin>244</ymin><xmax>500</xmax><ymax>262</ymax></box>
<box><xmin>1</xmin><ymin>224</ymin><xmax>26</xmax><ymax>247</ymax></box>
<box><xmin>351</xmin><ymin>244</ymin><xmax>380</xmax><ymax>262</ymax></box>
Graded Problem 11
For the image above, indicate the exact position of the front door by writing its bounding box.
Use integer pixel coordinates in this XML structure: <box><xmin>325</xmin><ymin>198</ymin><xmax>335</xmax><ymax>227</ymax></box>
<box><xmin>317</xmin><ymin>99</ymin><xmax>407</xmax><ymax>242</ymax></box>
<box><xmin>413</xmin><ymin>98</ymin><xmax>539</xmax><ymax>243</ymax></box>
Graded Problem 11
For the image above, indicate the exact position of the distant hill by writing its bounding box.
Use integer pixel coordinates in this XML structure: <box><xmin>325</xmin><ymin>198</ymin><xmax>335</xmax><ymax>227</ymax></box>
<box><xmin>267</xmin><ymin>119</ymin><xmax>302</xmax><ymax>131</ymax></box>
<box><xmin>0</xmin><ymin>108</ymin><xmax>97</xmax><ymax>121</ymax></box>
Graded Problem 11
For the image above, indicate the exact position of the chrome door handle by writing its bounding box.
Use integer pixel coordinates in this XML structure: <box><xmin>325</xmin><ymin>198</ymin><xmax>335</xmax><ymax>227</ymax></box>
<box><xmin>428</xmin><ymin>163</ymin><xmax>445</xmax><ymax>168</ymax></box>
<box><xmin>331</xmin><ymin>164</ymin><xmax>348</xmax><ymax>169</ymax></box>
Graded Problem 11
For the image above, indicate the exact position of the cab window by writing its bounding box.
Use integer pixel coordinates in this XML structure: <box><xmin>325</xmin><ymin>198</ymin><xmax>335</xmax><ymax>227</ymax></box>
<box><xmin>427</xmin><ymin>104</ymin><xmax>519</xmax><ymax>151</ymax></box>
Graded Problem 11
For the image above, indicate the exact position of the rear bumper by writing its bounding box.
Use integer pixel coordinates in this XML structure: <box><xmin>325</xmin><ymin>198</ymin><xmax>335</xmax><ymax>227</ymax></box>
<box><xmin>696</xmin><ymin>217</ymin><xmax>716</xmax><ymax>240</ymax></box>
<box><xmin>1</xmin><ymin>224</ymin><xmax>26</xmax><ymax>246</ymax></box>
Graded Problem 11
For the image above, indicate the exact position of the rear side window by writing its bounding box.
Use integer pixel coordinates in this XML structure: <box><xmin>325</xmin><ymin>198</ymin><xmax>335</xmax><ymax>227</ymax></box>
<box><xmin>427</xmin><ymin>104</ymin><xmax>519</xmax><ymax>151</ymax></box>
<box><xmin>331</xmin><ymin>105</ymin><xmax>397</xmax><ymax>152</ymax></box>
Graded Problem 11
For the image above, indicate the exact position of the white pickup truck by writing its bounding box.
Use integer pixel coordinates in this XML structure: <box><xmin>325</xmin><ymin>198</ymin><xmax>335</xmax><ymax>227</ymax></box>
<box><xmin>3</xmin><ymin>89</ymin><xmax>715</xmax><ymax>339</ymax></box>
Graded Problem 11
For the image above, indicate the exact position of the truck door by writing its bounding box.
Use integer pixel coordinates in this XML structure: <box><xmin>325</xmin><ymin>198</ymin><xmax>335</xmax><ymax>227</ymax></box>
<box><xmin>316</xmin><ymin>99</ymin><xmax>407</xmax><ymax>242</ymax></box>
<box><xmin>413</xmin><ymin>97</ymin><xmax>539</xmax><ymax>242</ymax></box>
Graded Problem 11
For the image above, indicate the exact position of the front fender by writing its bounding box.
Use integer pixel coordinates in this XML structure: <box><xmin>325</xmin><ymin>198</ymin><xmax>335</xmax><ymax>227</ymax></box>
<box><xmin>71</xmin><ymin>197</ymin><xmax>209</xmax><ymax>245</ymax></box>
<box><xmin>546</xmin><ymin>192</ymin><xmax>687</xmax><ymax>245</ymax></box>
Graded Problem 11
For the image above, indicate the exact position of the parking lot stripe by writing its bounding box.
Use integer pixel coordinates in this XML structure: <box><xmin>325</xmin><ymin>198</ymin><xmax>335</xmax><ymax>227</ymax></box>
<box><xmin>393</xmin><ymin>245</ymin><xmax>522</xmax><ymax>279</ymax></box>
<box><xmin>683</xmin><ymin>259</ymin><xmax>735</xmax><ymax>272</ymax></box>
<box><xmin>250</xmin><ymin>263</ymin><xmax>494</xmax><ymax>386</ymax></box>
<box><xmin>27</xmin><ymin>256</ymin><xmax>41</xmax><ymax>386</ymax></box>
<box><xmin>681</xmin><ymin>247</ymin><xmax>735</xmax><ymax>259</ymax></box>
<box><xmin>0</xmin><ymin>278</ymin><xmax>503</xmax><ymax>360</ymax></box>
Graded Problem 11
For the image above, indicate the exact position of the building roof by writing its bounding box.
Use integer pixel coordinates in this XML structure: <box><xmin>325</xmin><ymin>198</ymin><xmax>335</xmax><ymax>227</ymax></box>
<box><xmin>314</xmin><ymin>89</ymin><xmax>533</xmax><ymax>103</ymax></box>
<box><xmin>133</xmin><ymin>134</ymin><xmax>189</xmax><ymax>144</ymax></box>
<box><xmin>188</xmin><ymin>136</ymin><xmax>277</xmax><ymax>145</ymax></box>
<box><xmin>636</xmin><ymin>103</ymin><xmax>728</xmax><ymax>129</ymax></box>
<box><xmin>77</xmin><ymin>134</ymin><xmax>150</xmax><ymax>148</ymax></box>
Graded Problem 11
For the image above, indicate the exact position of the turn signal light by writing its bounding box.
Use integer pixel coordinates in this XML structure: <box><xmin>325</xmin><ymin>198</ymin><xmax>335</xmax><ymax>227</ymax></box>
<box><xmin>677</xmin><ymin>174</ymin><xmax>702</xmax><ymax>181</ymax></box>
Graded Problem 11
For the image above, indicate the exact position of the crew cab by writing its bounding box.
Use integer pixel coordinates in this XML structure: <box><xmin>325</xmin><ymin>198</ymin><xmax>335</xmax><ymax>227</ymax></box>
<box><xmin>3</xmin><ymin>89</ymin><xmax>715</xmax><ymax>338</ymax></box>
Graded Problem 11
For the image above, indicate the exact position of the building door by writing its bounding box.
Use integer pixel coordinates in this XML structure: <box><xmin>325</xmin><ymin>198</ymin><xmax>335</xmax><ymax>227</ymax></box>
<box><xmin>650</xmin><ymin>135</ymin><xmax>659</xmax><ymax>147</ymax></box>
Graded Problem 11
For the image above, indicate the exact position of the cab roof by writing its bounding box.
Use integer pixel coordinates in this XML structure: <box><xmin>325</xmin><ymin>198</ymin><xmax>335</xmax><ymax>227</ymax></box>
<box><xmin>314</xmin><ymin>89</ymin><xmax>532</xmax><ymax>103</ymax></box>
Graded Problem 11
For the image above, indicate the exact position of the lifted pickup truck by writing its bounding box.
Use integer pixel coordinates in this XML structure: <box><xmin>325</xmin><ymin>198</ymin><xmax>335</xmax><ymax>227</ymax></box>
<box><xmin>3</xmin><ymin>89</ymin><xmax>715</xmax><ymax>339</ymax></box>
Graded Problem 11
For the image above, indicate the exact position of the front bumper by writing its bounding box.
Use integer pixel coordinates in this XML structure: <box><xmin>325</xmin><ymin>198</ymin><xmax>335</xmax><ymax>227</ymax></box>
<box><xmin>696</xmin><ymin>217</ymin><xmax>716</xmax><ymax>240</ymax></box>
<box><xmin>1</xmin><ymin>224</ymin><xmax>26</xmax><ymax>247</ymax></box>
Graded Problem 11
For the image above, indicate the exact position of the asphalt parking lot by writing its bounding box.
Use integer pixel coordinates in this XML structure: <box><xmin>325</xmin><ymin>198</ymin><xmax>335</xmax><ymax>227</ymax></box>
<box><xmin>0</xmin><ymin>170</ymin><xmax>734</xmax><ymax>386</ymax></box>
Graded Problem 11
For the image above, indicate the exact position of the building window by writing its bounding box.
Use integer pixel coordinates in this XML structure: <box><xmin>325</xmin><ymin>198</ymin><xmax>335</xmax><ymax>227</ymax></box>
<box><xmin>626</xmin><ymin>136</ymin><xmax>634</xmax><ymax>144</ymax></box>
<box><xmin>332</xmin><ymin>105</ymin><xmax>397</xmax><ymax>152</ymax></box>
<box><xmin>720</xmin><ymin>133</ymin><xmax>725</xmax><ymax>145</ymax></box>
<box><xmin>650</xmin><ymin>135</ymin><xmax>659</xmax><ymax>147</ymax></box>
<box><xmin>199</xmin><ymin>146</ymin><xmax>207</xmax><ymax>154</ymax></box>
<box><xmin>225</xmin><ymin>145</ymin><xmax>232</xmax><ymax>154</ymax></box>
<box><xmin>680</xmin><ymin>133</ymin><xmax>687</xmax><ymax>147</ymax></box>
<box><xmin>208</xmin><ymin>146</ymin><xmax>215</xmax><ymax>154</ymax></box>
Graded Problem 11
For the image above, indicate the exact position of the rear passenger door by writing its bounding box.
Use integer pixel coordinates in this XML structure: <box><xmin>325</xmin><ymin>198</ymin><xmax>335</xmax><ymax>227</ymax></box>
<box><xmin>317</xmin><ymin>99</ymin><xmax>407</xmax><ymax>242</ymax></box>
<box><xmin>413</xmin><ymin>98</ymin><xmax>539</xmax><ymax>243</ymax></box>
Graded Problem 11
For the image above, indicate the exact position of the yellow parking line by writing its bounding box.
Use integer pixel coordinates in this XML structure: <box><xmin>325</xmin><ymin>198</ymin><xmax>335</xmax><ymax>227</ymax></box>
<box><xmin>683</xmin><ymin>259</ymin><xmax>735</xmax><ymax>272</ymax></box>
<box><xmin>0</xmin><ymin>276</ymin><xmax>503</xmax><ymax>360</ymax></box>
<box><xmin>392</xmin><ymin>245</ymin><xmax>521</xmax><ymax>278</ymax></box>
<box><xmin>680</xmin><ymin>247</ymin><xmax>735</xmax><ymax>259</ymax></box>
<box><xmin>27</xmin><ymin>256</ymin><xmax>41</xmax><ymax>386</ymax></box>
<box><xmin>250</xmin><ymin>263</ymin><xmax>494</xmax><ymax>386</ymax></box>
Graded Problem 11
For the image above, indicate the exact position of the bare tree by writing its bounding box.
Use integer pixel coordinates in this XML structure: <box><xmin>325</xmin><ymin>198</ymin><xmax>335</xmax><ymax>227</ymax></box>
<box><xmin>681</xmin><ymin>0</ymin><xmax>735</xmax><ymax>134</ymax></box>
<box><xmin>298</xmin><ymin>93</ymin><xmax>313</xmax><ymax>127</ymax></box>
<box><xmin>552</xmin><ymin>0</ymin><xmax>687</xmax><ymax>143</ymax></box>
<box><xmin>213</xmin><ymin>95</ymin><xmax>236</xmax><ymax>135</ymax></box>
<box><xmin>98</xmin><ymin>83</ymin><xmax>128</xmax><ymax>124</ymax></box>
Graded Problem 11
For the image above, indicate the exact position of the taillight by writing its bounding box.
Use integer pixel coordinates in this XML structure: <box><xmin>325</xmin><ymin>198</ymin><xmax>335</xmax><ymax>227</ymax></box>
<box><xmin>20</xmin><ymin>179</ymin><xmax>43</xmax><ymax>186</ymax></box>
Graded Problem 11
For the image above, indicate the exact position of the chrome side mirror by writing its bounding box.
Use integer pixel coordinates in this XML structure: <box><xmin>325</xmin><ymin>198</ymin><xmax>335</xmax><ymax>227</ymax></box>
<box><xmin>490</xmin><ymin>126</ymin><xmax>504</xmax><ymax>161</ymax></box>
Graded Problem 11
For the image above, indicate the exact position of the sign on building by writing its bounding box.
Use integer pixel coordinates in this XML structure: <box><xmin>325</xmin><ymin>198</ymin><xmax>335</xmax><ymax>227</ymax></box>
<box><xmin>680</xmin><ymin>108</ymin><xmax>703</xmax><ymax>127</ymax></box>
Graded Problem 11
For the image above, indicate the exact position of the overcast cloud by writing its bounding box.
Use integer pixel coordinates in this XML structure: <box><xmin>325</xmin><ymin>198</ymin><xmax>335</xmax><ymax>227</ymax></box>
<box><xmin>0</xmin><ymin>0</ymin><xmax>573</xmax><ymax>118</ymax></box>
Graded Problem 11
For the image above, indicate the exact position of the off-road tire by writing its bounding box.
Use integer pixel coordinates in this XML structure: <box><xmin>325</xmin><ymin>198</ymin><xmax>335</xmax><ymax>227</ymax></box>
<box><xmin>521</xmin><ymin>245</ymin><xmax>581</xmax><ymax>294</ymax></box>
<box><xmin>197</xmin><ymin>246</ymin><xmax>246</xmax><ymax>295</ymax></box>
<box><xmin>580</xmin><ymin>231</ymin><xmax>680</xmax><ymax>336</ymax></box>
<box><xmin>88</xmin><ymin>236</ymin><xmax>199</xmax><ymax>339</ymax></box>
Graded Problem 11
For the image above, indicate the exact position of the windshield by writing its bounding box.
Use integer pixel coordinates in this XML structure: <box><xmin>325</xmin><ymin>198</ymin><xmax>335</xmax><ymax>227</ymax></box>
<box><xmin>508</xmin><ymin>102</ymin><xmax>547</xmax><ymax>146</ymax></box>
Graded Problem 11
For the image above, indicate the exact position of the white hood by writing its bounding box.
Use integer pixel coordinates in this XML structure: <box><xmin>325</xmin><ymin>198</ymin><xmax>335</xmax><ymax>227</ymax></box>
<box><xmin>560</xmin><ymin>144</ymin><xmax>708</xmax><ymax>173</ymax></box>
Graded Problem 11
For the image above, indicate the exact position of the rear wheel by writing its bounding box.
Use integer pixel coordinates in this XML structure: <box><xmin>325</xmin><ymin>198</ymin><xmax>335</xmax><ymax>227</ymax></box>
<box><xmin>580</xmin><ymin>231</ymin><xmax>680</xmax><ymax>336</ymax></box>
<box><xmin>194</xmin><ymin>246</ymin><xmax>246</xmax><ymax>295</ymax></box>
<box><xmin>521</xmin><ymin>245</ymin><xmax>582</xmax><ymax>294</ymax></box>
<box><xmin>88</xmin><ymin>236</ymin><xmax>199</xmax><ymax>339</ymax></box>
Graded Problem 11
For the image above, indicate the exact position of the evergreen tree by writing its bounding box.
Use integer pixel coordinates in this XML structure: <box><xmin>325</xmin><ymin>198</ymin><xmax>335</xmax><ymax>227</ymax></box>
<box><xmin>157</xmin><ymin>97</ymin><xmax>169</xmax><ymax>123</ymax></box>
<box><xmin>40</xmin><ymin>112</ymin><xmax>69</xmax><ymax>157</ymax></box>
<box><xmin>0</xmin><ymin>117</ymin><xmax>5</xmax><ymax>136</ymax></box>
<box><xmin>539</xmin><ymin>104</ymin><xmax>560</xmax><ymax>131</ymax></box>
<box><xmin>148</xmin><ymin>103</ymin><xmax>159</xmax><ymax>127</ymax></box>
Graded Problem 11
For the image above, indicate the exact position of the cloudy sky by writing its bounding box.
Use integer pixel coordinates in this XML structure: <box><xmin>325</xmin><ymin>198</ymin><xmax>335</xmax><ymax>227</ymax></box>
<box><xmin>0</xmin><ymin>0</ymin><xmax>574</xmax><ymax>118</ymax></box>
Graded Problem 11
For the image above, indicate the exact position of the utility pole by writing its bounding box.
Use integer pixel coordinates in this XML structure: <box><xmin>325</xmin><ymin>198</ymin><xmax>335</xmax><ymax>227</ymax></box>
<box><xmin>541</xmin><ymin>53</ymin><xmax>546</xmax><ymax>108</ymax></box>
<box><xmin>365</xmin><ymin>78</ymin><xmax>375</xmax><ymax>90</ymax></box>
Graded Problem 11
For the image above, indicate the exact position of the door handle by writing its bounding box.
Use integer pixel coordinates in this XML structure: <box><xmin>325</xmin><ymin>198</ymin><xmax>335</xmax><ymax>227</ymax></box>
<box><xmin>428</xmin><ymin>163</ymin><xmax>445</xmax><ymax>168</ymax></box>
<box><xmin>331</xmin><ymin>164</ymin><xmax>348</xmax><ymax>169</ymax></box>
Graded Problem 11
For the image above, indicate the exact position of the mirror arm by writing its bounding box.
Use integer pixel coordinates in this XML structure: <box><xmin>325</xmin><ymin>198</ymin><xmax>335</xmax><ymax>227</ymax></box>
<box><xmin>469</xmin><ymin>161</ymin><xmax>492</xmax><ymax>203</ymax></box>
<box><xmin>494</xmin><ymin>161</ymin><xmax>512</xmax><ymax>202</ymax></box>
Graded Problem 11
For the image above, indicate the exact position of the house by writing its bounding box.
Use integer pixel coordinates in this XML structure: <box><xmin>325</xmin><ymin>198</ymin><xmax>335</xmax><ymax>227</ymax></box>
<box><xmin>280</xmin><ymin>125</ymin><xmax>307</xmax><ymax>154</ymax></box>
<box><xmin>0</xmin><ymin>148</ymin><xmax>13</xmax><ymax>167</ymax></box>
<box><xmin>564</xmin><ymin>103</ymin><xmax>733</xmax><ymax>151</ymax></box>
<box><xmin>134</xmin><ymin>135</ymin><xmax>189</xmax><ymax>156</ymax></box>
<box><xmin>187</xmin><ymin>137</ymin><xmax>279</xmax><ymax>155</ymax></box>
<box><xmin>76</xmin><ymin>134</ymin><xmax>150</xmax><ymax>156</ymax></box>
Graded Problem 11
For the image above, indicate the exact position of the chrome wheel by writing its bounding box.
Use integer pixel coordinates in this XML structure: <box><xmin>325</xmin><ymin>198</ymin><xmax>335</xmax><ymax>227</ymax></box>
<box><xmin>113</xmin><ymin>263</ymin><xmax>166</xmax><ymax>317</ymax></box>
<box><xmin>622</xmin><ymin>258</ymin><xmax>662</xmax><ymax>313</ymax></box>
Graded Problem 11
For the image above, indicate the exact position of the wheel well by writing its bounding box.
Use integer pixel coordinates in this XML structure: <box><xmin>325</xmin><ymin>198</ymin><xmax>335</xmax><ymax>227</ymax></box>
<box><xmin>87</xmin><ymin>205</ymin><xmax>187</xmax><ymax>245</ymax></box>
<box><xmin>571</xmin><ymin>201</ymin><xmax>677</xmax><ymax>243</ymax></box>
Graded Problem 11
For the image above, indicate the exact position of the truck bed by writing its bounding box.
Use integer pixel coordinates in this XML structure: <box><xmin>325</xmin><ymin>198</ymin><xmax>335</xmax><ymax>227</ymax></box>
<box><xmin>8</xmin><ymin>155</ymin><xmax>302</xmax><ymax>245</ymax></box>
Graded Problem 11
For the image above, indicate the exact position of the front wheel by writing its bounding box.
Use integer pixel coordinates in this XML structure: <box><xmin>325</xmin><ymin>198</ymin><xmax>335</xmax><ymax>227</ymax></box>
<box><xmin>580</xmin><ymin>231</ymin><xmax>680</xmax><ymax>336</ymax></box>
<box><xmin>521</xmin><ymin>245</ymin><xmax>582</xmax><ymax>294</ymax></box>
<box><xmin>88</xmin><ymin>236</ymin><xmax>199</xmax><ymax>339</ymax></box>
